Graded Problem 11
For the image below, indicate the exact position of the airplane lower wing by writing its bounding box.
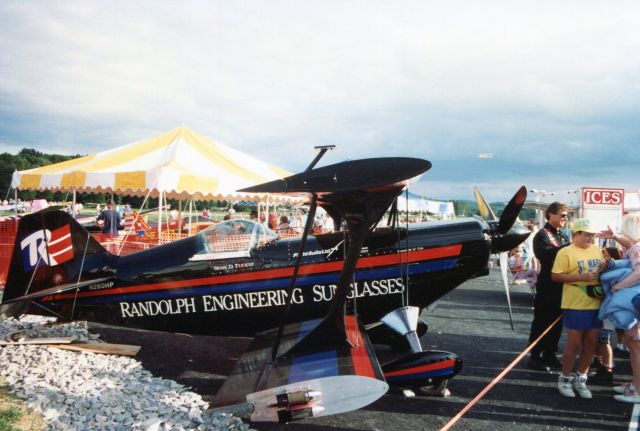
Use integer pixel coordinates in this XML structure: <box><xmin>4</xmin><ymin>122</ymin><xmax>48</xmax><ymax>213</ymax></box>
<box><xmin>213</xmin><ymin>315</ymin><xmax>388</xmax><ymax>422</ymax></box>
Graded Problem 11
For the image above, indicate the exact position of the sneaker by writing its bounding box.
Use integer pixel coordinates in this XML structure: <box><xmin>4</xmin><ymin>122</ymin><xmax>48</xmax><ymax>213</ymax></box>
<box><xmin>615</xmin><ymin>386</ymin><xmax>640</xmax><ymax>403</ymax></box>
<box><xmin>573</xmin><ymin>376</ymin><xmax>593</xmax><ymax>399</ymax></box>
<box><xmin>614</xmin><ymin>383</ymin><xmax>634</xmax><ymax>394</ymax></box>
<box><xmin>558</xmin><ymin>376</ymin><xmax>575</xmax><ymax>397</ymax></box>
<box><xmin>528</xmin><ymin>355</ymin><xmax>551</xmax><ymax>372</ymax></box>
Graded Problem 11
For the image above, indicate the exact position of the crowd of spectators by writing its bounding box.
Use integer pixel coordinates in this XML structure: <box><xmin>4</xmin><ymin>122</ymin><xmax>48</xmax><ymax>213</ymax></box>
<box><xmin>517</xmin><ymin>202</ymin><xmax>640</xmax><ymax>404</ymax></box>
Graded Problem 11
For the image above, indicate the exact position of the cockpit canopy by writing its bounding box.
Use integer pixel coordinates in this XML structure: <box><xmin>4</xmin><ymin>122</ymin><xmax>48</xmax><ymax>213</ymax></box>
<box><xmin>194</xmin><ymin>219</ymin><xmax>278</xmax><ymax>259</ymax></box>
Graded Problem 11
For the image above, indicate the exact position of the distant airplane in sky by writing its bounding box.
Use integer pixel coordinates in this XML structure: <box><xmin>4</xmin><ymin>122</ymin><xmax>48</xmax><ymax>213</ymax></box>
<box><xmin>478</xmin><ymin>153</ymin><xmax>494</xmax><ymax>159</ymax></box>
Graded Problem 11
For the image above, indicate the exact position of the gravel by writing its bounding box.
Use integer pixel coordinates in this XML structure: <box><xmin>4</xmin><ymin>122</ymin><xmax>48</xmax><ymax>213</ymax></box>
<box><xmin>0</xmin><ymin>315</ymin><xmax>254</xmax><ymax>431</ymax></box>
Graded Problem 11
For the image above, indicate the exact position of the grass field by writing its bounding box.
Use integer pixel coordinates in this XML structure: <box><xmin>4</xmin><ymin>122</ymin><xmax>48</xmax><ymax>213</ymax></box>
<box><xmin>0</xmin><ymin>381</ymin><xmax>45</xmax><ymax>431</ymax></box>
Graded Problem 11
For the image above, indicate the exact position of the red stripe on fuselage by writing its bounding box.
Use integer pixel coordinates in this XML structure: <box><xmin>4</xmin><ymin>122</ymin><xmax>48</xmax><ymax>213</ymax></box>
<box><xmin>48</xmin><ymin>244</ymin><xmax>462</xmax><ymax>301</ymax></box>
<box><xmin>383</xmin><ymin>358</ymin><xmax>456</xmax><ymax>378</ymax></box>
<box><xmin>345</xmin><ymin>315</ymin><xmax>377</xmax><ymax>379</ymax></box>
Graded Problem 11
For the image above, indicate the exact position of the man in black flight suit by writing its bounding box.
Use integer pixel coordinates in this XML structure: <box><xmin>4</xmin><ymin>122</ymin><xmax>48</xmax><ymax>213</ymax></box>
<box><xmin>528</xmin><ymin>202</ymin><xmax>570</xmax><ymax>372</ymax></box>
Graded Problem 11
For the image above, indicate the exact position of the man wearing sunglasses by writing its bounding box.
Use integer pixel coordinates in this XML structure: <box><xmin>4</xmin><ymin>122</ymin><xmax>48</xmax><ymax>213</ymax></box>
<box><xmin>527</xmin><ymin>202</ymin><xmax>571</xmax><ymax>372</ymax></box>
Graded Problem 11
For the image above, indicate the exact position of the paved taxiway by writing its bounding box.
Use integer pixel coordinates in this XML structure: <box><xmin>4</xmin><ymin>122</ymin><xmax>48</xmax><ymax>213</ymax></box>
<box><xmin>94</xmin><ymin>268</ymin><xmax>635</xmax><ymax>431</ymax></box>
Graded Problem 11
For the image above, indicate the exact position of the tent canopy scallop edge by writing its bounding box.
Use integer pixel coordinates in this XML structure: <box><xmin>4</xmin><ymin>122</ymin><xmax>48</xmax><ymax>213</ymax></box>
<box><xmin>11</xmin><ymin>127</ymin><xmax>298</xmax><ymax>203</ymax></box>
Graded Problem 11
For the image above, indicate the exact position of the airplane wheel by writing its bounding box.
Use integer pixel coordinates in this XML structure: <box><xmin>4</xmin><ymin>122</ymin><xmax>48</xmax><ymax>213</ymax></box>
<box><xmin>414</xmin><ymin>378</ymin><xmax>449</xmax><ymax>397</ymax></box>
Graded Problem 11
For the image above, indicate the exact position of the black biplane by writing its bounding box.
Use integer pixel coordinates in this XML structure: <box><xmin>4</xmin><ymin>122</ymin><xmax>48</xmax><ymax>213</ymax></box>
<box><xmin>0</xmin><ymin>155</ymin><xmax>530</xmax><ymax>423</ymax></box>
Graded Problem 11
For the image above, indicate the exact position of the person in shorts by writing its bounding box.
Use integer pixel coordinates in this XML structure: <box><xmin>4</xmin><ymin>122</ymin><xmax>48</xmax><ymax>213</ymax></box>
<box><xmin>600</xmin><ymin>213</ymin><xmax>640</xmax><ymax>402</ymax></box>
<box><xmin>552</xmin><ymin>218</ymin><xmax>607</xmax><ymax>398</ymax></box>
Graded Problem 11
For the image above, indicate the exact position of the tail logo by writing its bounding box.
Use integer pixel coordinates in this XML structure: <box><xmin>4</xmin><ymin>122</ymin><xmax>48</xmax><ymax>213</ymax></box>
<box><xmin>20</xmin><ymin>225</ymin><xmax>74</xmax><ymax>271</ymax></box>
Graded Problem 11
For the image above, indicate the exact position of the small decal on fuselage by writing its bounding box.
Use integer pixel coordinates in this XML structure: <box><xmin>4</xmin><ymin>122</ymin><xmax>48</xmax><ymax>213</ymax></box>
<box><xmin>88</xmin><ymin>281</ymin><xmax>114</xmax><ymax>291</ymax></box>
<box><xmin>212</xmin><ymin>262</ymin><xmax>255</xmax><ymax>271</ymax></box>
<box><xmin>292</xmin><ymin>248</ymin><xmax>333</xmax><ymax>258</ymax></box>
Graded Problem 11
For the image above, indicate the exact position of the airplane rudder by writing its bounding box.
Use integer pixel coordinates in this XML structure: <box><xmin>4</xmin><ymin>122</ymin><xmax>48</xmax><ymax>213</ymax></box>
<box><xmin>21</xmin><ymin>209</ymin><xmax>108</xmax><ymax>257</ymax></box>
<box><xmin>3</xmin><ymin>210</ymin><xmax>108</xmax><ymax>302</ymax></box>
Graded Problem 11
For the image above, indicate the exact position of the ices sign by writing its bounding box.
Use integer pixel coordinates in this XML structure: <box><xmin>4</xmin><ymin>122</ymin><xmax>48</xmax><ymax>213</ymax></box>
<box><xmin>581</xmin><ymin>187</ymin><xmax>624</xmax><ymax>232</ymax></box>
<box><xmin>582</xmin><ymin>188</ymin><xmax>624</xmax><ymax>206</ymax></box>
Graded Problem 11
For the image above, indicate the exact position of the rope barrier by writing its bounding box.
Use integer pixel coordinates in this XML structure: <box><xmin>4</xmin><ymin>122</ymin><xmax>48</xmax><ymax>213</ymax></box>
<box><xmin>439</xmin><ymin>314</ymin><xmax>562</xmax><ymax>431</ymax></box>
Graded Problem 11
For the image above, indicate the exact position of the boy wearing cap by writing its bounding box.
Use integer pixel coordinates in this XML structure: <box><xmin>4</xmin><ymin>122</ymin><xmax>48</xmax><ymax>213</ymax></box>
<box><xmin>552</xmin><ymin>218</ymin><xmax>608</xmax><ymax>398</ymax></box>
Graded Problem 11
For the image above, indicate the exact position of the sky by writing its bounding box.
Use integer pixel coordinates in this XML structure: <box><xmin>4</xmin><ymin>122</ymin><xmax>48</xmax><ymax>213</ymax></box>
<box><xmin>1</xmin><ymin>1</ymin><xmax>639</xmax><ymax>201</ymax></box>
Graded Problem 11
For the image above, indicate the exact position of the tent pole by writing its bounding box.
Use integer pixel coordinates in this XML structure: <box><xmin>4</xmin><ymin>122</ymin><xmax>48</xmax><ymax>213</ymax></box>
<box><xmin>157</xmin><ymin>191</ymin><xmax>163</xmax><ymax>241</ymax></box>
<box><xmin>72</xmin><ymin>187</ymin><xmax>77</xmax><ymax>218</ymax></box>
<box><xmin>14</xmin><ymin>185</ymin><xmax>18</xmax><ymax>215</ymax></box>
<box><xmin>266</xmin><ymin>195</ymin><xmax>270</xmax><ymax>228</ymax></box>
<box><xmin>178</xmin><ymin>199</ymin><xmax>182</xmax><ymax>234</ymax></box>
<box><xmin>164</xmin><ymin>196</ymin><xmax>170</xmax><ymax>234</ymax></box>
<box><xmin>188</xmin><ymin>199</ymin><xmax>193</xmax><ymax>234</ymax></box>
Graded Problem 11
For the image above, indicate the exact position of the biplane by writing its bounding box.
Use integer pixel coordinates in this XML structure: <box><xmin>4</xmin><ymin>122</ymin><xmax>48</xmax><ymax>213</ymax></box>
<box><xmin>0</xmin><ymin>155</ymin><xmax>530</xmax><ymax>423</ymax></box>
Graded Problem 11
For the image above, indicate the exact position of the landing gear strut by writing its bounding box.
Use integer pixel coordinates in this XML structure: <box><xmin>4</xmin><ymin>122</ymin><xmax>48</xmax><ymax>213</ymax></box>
<box><xmin>376</xmin><ymin>306</ymin><xmax>462</xmax><ymax>397</ymax></box>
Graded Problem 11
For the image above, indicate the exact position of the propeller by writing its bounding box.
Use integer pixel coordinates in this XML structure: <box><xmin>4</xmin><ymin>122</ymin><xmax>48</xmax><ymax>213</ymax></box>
<box><xmin>473</xmin><ymin>186</ymin><xmax>529</xmax><ymax>330</ymax></box>
<box><xmin>497</xmin><ymin>186</ymin><xmax>527</xmax><ymax>234</ymax></box>
<box><xmin>473</xmin><ymin>187</ymin><xmax>497</xmax><ymax>221</ymax></box>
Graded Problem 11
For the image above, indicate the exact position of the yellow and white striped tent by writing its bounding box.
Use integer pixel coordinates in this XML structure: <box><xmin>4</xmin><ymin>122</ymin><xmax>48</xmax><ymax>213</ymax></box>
<box><xmin>11</xmin><ymin>126</ymin><xmax>293</xmax><ymax>202</ymax></box>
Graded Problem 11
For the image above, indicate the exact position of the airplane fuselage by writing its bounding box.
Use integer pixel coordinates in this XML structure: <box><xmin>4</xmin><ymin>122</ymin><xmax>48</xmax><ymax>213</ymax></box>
<box><xmin>24</xmin><ymin>218</ymin><xmax>494</xmax><ymax>337</ymax></box>
<box><xmin>1</xmin><ymin>159</ymin><xmax>531</xmax><ymax>421</ymax></box>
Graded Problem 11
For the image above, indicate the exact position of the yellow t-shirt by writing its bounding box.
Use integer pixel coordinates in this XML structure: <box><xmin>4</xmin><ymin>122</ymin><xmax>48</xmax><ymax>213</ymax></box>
<box><xmin>552</xmin><ymin>244</ymin><xmax>603</xmax><ymax>310</ymax></box>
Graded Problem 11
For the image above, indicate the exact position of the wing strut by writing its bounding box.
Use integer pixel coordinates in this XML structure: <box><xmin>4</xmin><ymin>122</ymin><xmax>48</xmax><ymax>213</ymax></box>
<box><xmin>386</xmin><ymin>198</ymin><xmax>399</xmax><ymax>227</ymax></box>
<box><xmin>279</xmin><ymin>187</ymin><xmax>405</xmax><ymax>359</ymax></box>
<box><xmin>271</xmin><ymin>195</ymin><xmax>318</xmax><ymax>360</ymax></box>
<box><xmin>305</xmin><ymin>145</ymin><xmax>335</xmax><ymax>172</ymax></box>
<box><xmin>325</xmin><ymin>211</ymin><xmax>370</xmax><ymax>323</ymax></box>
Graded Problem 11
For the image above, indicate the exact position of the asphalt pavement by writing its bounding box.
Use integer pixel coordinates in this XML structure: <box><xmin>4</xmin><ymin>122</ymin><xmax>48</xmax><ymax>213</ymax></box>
<box><xmin>93</xmin><ymin>268</ymin><xmax>636</xmax><ymax>431</ymax></box>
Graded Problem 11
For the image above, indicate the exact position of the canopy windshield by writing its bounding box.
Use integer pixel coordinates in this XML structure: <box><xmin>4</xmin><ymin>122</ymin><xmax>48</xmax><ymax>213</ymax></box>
<box><xmin>193</xmin><ymin>219</ymin><xmax>278</xmax><ymax>258</ymax></box>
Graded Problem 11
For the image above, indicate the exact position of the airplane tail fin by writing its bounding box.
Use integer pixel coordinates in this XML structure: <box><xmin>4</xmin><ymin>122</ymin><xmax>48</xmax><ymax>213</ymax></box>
<box><xmin>1</xmin><ymin>208</ymin><xmax>116</xmax><ymax>314</ymax></box>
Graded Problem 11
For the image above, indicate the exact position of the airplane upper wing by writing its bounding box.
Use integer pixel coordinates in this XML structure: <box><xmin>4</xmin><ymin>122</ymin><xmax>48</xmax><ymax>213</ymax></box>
<box><xmin>238</xmin><ymin>157</ymin><xmax>431</xmax><ymax>195</ymax></box>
